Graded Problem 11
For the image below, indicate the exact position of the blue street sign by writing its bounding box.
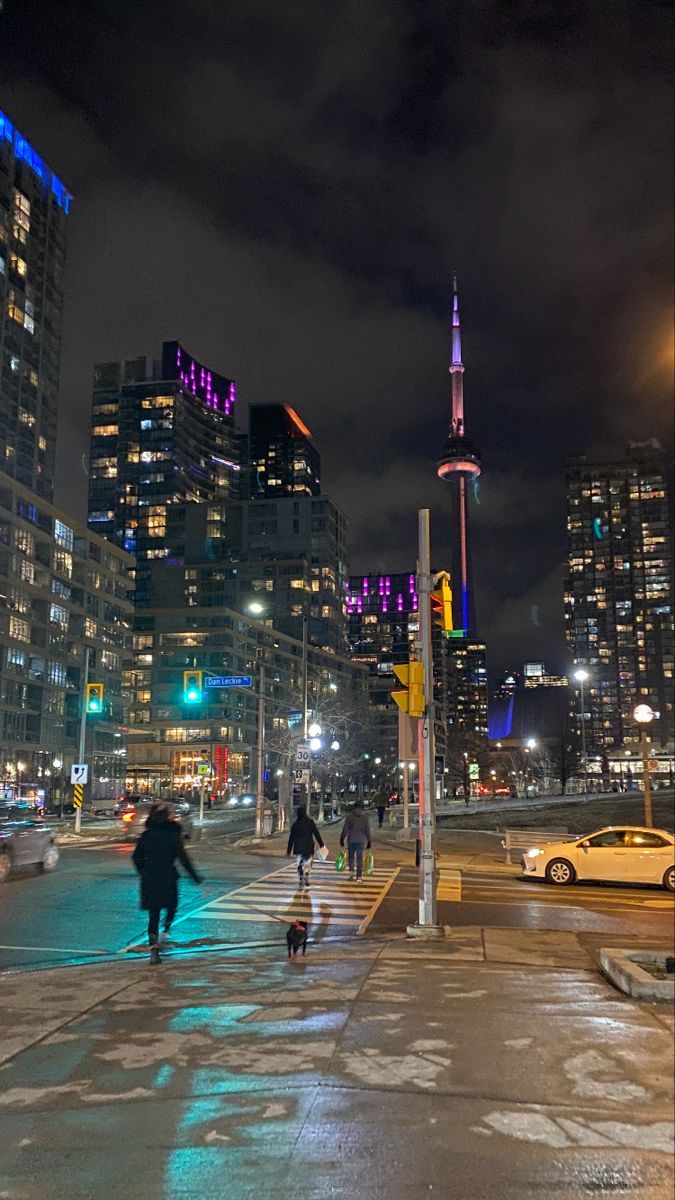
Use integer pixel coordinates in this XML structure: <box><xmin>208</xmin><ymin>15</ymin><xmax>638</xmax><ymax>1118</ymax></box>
<box><xmin>204</xmin><ymin>675</ymin><xmax>253</xmax><ymax>688</ymax></box>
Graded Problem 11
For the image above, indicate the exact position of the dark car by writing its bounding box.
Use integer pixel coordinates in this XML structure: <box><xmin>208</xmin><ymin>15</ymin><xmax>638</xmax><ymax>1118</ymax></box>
<box><xmin>0</xmin><ymin>806</ymin><xmax>59</xmax><ymax>882</ymax></box>
<box><xmin>119</xmin><ymin>799</ymin><xmax>194</xmax><ymax>839</ymax></box>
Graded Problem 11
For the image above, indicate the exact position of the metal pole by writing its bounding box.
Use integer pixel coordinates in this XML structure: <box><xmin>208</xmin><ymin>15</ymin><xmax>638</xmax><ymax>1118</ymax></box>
<box><xmin>641</xmin><ymin>728</ymin><xmax>653</xmax><ymax>828</ymax></box>
<box><xmin>408</xmin><ymin>509</ymin><xmax>442</xmax><ymax>937</ymax></box>
<box><xmin>579</xmin><ymin>679</ymin><xmax>587</xmax><ymax>795</ymax></box>
<box><xmin>402</xmin><ymin>762</ymin><xmax>410</xmax><ymax>829</ymax></box>
<box><xmin>299</xmin><ymin>615</ymin><xmax>310</xmax><ymax>816</ymax></box>
<box><xmin>255</xmin><ymin>662</ymin><xmax>266</xmax><ymax>837</ymax></box>
<box><xmin>301</xmin><ymin>616</ymin><xmax>308</xmax><ymax>739</ymax></box>
<box><xmin>75</xmin><ymin>646</ymin><xmax>90</xmax><ymax>834</ymax></box>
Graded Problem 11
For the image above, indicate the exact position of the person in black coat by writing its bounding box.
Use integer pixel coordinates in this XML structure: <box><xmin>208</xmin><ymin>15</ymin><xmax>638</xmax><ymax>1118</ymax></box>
<box><xmin>132</xmin><ymin>802</ymin><xmax>203</xmax><ymax>963</ymax></box>
<box><xmin>286</xmin><ymin>805</ymin><xmax>324</xmax><ymax>889</ymax></box>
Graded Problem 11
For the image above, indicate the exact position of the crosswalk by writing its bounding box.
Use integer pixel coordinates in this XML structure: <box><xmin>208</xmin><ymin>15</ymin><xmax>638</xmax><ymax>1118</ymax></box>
<box><xmin>437</xmin><ymin>867</ymin><xmax>462</xmax><ymax>902</ymax></box>
<box><xmin>183</xmin><ymin>861</ymin><xmax>400</xmax><ymax>935</ymax></box>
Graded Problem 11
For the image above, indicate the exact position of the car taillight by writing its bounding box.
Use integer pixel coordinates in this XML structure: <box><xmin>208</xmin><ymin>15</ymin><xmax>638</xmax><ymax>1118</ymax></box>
<box><xmin>122</xmin><ymin>811</ymin><xmax>135</xmax><ymax>823</ymax></box>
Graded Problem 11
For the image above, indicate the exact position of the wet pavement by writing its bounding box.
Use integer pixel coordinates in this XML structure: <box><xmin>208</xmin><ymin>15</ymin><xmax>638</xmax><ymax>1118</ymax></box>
<box><xmin>0</xmin><ymin>930</ymin><xmax>673</xmax><ymax>1199</ymax></box>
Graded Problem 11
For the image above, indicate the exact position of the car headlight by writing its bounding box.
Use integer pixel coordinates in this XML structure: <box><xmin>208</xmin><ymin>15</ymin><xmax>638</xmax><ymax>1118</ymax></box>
<box><xmin>525</xmin><ymin>848</ymin><xmax>543</xmax><ymax>858</ymax></box>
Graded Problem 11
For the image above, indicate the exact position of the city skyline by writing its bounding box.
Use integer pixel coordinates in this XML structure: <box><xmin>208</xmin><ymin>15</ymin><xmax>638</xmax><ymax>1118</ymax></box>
<box><xmin>0</xmin><ymin>3</ymin><xmax>672</xmax><ymax>675</ymax></box>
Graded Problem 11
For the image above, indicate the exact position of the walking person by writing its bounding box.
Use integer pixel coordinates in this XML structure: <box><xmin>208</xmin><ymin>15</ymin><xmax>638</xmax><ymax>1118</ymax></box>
<box><xmin>373</xmin><ymin>788</ymin><xmax>388</xmax><ymax>828</ymax></box>
<box><xmin>132</xmin><ymin>801</ymin><xmax>203</xmax><ymax>964</ymax></box>
<box><xmin>286</xmin><ymin>805</ymin><xmax>325</xmax><ymax>889</ymax></box>
<box><xmin>340</xmin><ymin>799</ymin><xmax>371</xmax><ymax>882</ymax></box>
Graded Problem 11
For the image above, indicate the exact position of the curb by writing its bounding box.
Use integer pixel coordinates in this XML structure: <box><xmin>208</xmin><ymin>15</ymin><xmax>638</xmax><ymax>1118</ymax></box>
<box><xmin>600</xmin><ymin>947</ymin><xmax>675</xmax><ymax>1001</ymax></box>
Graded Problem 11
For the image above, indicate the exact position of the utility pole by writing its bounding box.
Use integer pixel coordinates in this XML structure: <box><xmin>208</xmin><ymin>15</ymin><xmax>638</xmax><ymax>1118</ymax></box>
<box><xmin>255</xmin><ymin>662</ymin><xmax>266</xmax><ymax>838</ymax></box>
<box><xmin>75</xmin><ymin>646</ymin><xmax>90</xmax><ymax>835</ymax></box>
<box><xmin>408</xmin><ymin>509</ymin><xmax>443</xmax><ymax>938</ymax></box>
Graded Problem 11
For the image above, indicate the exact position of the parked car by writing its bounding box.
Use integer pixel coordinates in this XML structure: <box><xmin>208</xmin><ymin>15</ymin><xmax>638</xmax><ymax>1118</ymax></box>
<box><xmin>119</xmin><ymin>800</ymin><xmax>194</xmax><ymax>839</ymax></box>
<box><xmin>521</xmin><ymin>826</ymin><xmax>675</xmax><ymax>891</ymax></box>
<box><xmin>0</xmin><ymin>806</ymin><xmax>59</xmax><ymax>882</ymax></box>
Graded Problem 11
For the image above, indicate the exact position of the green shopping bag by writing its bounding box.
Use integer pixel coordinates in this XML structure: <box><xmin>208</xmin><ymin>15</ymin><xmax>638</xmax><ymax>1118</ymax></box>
<box><xmin>335</xmin><ymin>849</ymin><xmax>346</xmax><ymax>872</ymax></box>
<box><xmin>364</xmin><ymin>852</ymin><xmax>374</xmax><ymax>876</ymax></box>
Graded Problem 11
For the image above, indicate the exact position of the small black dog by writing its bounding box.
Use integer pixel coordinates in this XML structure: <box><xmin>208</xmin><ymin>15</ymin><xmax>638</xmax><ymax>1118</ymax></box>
<box><xmin>286</xmin><ymin>919</ymin><xmax>308</xmax><ymax>958</ymax></box>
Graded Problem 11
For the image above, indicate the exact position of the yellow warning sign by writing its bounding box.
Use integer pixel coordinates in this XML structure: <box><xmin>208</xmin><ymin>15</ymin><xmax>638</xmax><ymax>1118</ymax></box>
<box><xmin>73</xmin><ymin>783</ymin><xmax>84</xmax><ymax>809</ymax></box>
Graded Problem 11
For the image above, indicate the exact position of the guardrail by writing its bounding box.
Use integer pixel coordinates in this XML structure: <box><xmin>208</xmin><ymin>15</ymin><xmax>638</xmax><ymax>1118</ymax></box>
<box><xmin>501</xmin><ymin>827</ymin><xmax>576</xmax><ymax>865</ymax></box>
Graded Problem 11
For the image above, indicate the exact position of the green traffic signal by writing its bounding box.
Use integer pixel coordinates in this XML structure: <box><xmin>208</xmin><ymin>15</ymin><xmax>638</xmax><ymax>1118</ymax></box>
<box><xmin>183</xmin><ymin>670</ymin><xmax>203</xmax><ymax>704</ymax></box>
<box><xmin>86</xmin><ymin>683</ymin><xmax>104</xmax><ymax>714</ymax></box>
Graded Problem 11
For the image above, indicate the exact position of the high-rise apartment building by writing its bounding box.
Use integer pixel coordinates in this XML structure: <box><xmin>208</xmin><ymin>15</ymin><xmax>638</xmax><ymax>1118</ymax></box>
<box><xmin>143</xmin><ymin>494</ymin><xmax>348</xmax><ymax>653</ymax></box>
<box><xmin>565</xmin><ymin>446</ymin><xmax>674</xmax><ymax>750</ymax></box>
<box><xmin>0</xmin><ymin>471</ymin><xmax>133</xmax><ymax>802</ymax></box>
<box><xmin>0</xmin><ymin>111</ymin><xmax>72</xmax><ymax>499</ymax></box>
<box><xmin>88</xmin><ymin>341</ymin><xmax>239</xmax><ymax>603</ymax></box>
<box><xmin>126</xmin><ymin>605</ymin><xmax>368</xmax><ymax>796</ymax></box>
<box><xmin>246</xmin><ymin>403</ymin><xmax>320</xmax><ymax>499</ymax></box>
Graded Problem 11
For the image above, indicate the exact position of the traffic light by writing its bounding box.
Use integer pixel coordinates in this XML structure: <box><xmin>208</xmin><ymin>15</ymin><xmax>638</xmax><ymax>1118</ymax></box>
<box><xmin>430</xmin><ymin>577</ymin><xmax>453</xmax><ymax>635</ymax></box>
<box><xmin>183</xmin><ymin>670</ymin><xmax>203</xmax><ymax>704</ymax></box>
<box><xmin>86</xmin><ymin>683</ymin><xmax>104</xmax><ymax>714</ymax></box>
<box><xmin>391</xmin><ymin>660</ymin><xmax>425</xmax><ymax>718</ymax></box>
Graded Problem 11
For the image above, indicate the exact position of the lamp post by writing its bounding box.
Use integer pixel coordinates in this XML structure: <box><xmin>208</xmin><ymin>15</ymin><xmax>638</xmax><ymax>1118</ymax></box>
<box><xmin>255</xmin><ymin>661</ymin><xmax>266</xmax><ymax>838</ymax></box>
<box><xmin>633</xmin><ymin>703</ymin><xmax>655</xmax><ymax>828</ymax></box>
<box><xmin>573</xmin><ymin>669</ymin><xmax>589</xmax><ymax>795</ymax></box>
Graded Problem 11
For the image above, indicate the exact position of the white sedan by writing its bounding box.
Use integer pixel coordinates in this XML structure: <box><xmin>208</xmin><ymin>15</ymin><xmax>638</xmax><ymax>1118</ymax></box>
<box><xmin>521</xmin><ymin>826</ymin><xmax>675</xmax><ymax>890</ymax></box>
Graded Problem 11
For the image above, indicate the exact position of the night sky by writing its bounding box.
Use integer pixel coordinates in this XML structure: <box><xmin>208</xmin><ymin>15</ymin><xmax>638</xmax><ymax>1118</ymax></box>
<box><xmin>1</xmin><ymin>1</ymin><xmax>672</xmax><ymax>674</ymax></box>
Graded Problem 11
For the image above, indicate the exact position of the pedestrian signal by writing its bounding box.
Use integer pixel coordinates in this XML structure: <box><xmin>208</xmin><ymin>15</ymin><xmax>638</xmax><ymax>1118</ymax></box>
<box><xmin>183</xmin><ymin>670</ymin><xmax>203</xmax><ymax>704</ymax></box>
<box><xmin>431</xmin><ymin>577</ymin><xmax>453</xmax><ymax>634</ymax></box>
<box><xmin>391</xmin><ymin>660</ymin><xmax>425</xmax><ymax>718</ymax></box>
<box><xmin>86</xmin><ymin>683</ymin><xmax>104</xmax><ymax>714</ymax></box>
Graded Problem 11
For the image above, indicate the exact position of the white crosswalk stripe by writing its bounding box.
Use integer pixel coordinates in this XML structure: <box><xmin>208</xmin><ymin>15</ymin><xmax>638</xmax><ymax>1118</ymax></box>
<box><xmin>185</xmin><ymin>862</ymin><xmax>399</xmax><ymax>933</ymax></box>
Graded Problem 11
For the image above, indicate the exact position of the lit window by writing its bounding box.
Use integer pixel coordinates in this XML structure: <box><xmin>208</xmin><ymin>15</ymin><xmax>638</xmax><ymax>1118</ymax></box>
<box><xmin>92</xmin><ymin>425</ymin><xmax>119</xmax><ymax>437</ymax></box>
<box><xmin>10</xmin><ymin>356</ymin><xmax>20</xmax><ymax>373</ymax></box>
<box><xmin>9</xmin><ymin>615</ymin><xmax>30</xmax><ymax>642</ymax></box>
<box><xmin>10</xmin><ymin>253</ymin><xmax>27</xmax><ymax>277</ymax></box>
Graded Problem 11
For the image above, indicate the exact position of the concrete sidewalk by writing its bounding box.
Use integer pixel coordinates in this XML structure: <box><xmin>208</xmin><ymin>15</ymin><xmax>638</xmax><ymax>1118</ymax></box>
<box><xmin>0</xmin><ymin>928</ymin><xmax>672</xmax><ymax>1200</ymax></box>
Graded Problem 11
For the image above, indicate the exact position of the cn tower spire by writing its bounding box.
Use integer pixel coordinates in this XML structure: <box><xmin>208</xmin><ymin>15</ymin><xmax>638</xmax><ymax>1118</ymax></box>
<box><xmin>450</xmin><ymin>272</ymin><xmax>465</xmax><ymax>432</ymax></box>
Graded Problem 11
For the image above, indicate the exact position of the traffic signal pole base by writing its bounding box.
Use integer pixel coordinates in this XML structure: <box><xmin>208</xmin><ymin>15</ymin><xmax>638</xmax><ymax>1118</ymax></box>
<box><xmin>406</xmin><ymin>922</ymin><xmax>445</xmax><ymax>940</ymax></box>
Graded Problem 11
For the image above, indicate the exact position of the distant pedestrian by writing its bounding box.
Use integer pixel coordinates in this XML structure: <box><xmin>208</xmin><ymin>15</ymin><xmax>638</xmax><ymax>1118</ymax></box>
<box><xmin>286</xmin><ymin>805</ymin><xmax>325</xmax><ymax>889</ymax></box>
<box><xmin>132</xmin><ymin>801</ymin><xmax>203</xmax><ymax>964</ymax></box>
<box><xmin>373</xmin><ymin>789</ymin><xmax>388</xmax><ymax>828</ymax></box>
<box><xmin>340</xmin><ymin>799</ymin><xmax>372</xmax><ymax>881</ymax></box>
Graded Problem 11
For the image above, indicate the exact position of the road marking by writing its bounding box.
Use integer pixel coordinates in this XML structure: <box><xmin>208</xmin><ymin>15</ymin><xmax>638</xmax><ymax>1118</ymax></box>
<box><xmin>437</xmin><ymin>868</ymin><xmax>462</xmax><ymax>902</ymax></box>
<box><xmin>0</xmin><ymin>944</ymin><xmax>109</xmax><ymax>956</ymax></box>
<box><xmin>175</xmin><ymin>861</ymin><xmax>400</xmax><ymax>935</ymax></box>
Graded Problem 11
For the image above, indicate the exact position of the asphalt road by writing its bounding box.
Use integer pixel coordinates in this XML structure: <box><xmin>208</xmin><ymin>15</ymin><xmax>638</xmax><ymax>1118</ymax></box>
<box><xmin>372</xmin><ymin>864</ymin><xmax>675</xmax><ymax>938</ymax></box>
<box><xmin>0</xmin><ymin>826</ymin><xmax>267</xmax><ymax>972</ymax></box>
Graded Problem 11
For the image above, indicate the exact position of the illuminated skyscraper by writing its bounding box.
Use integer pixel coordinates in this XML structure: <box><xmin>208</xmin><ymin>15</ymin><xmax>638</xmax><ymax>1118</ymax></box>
<box><xmin>88</xmin><ymin>341</ymin><xmax>239</xmax><ymax>603</ymax></box>
<box><xmin>246</xmin><ymin>403</ymin><xmax>320</xmax><ymax>498</ymax></box>
<box><xmin>565</xmin><ymin>445</ymin><xmax>674</xmax><ymax>750</ymax></box>
<box><xmin>0</xmin><ymin>111</ymin><xmax>72</xmax><ymax>499</ymax></box>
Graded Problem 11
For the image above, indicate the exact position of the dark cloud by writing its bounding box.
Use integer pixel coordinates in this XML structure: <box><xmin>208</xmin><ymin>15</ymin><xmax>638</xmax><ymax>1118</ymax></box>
<box><xmin>0</xmin><ymin>0</ymin><xmax>672</xmax><ymax>675</ymax></box>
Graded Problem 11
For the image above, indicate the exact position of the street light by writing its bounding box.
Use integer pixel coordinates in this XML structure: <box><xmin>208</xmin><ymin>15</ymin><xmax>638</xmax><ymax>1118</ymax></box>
<box><xmin>330</xmin><ymin>740</ymin><xmax>340</xmax><ymax>751</ymax></box>
<box><xmin>308</xmin><ymin>722</ymin><xmax>322</xmax><ymax>739</ymax></box>
<box><xmin>573</xmin><ymin>668</ymin><xmax>589</xmax><ymax>794</ymax></box>
<box><xmin>309</xmin><ymin>737</ymin><xmax>322</xmax><ymax>752</ymax></box>
<box><xmin>246</xmin><ymin>600</ymin><xmax>266</xmax><ymax>616</ymax></box>
<box><xmin>526</xmin><ymin>737</ymin><xmax>537</xmax><ymax>750</ymax></box>
<box><xmin>633</xmin><ymin>703</ymin><xmax>655</xmax><ymax>828</ymax></box>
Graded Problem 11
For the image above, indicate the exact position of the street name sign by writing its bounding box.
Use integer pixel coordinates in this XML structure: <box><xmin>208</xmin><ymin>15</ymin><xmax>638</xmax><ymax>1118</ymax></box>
<box><xmin>70</xmin><ymin>764</ymin><xmax>89</xmax><ymax>785</ymax></box>
<box><xmin>201</xmin><ymin>676</ymin><xmax>252</xmax><ymax>686</ymax></box>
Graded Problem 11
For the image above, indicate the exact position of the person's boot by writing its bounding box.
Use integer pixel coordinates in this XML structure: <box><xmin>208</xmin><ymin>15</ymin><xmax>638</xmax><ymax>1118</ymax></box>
<box><xmin>149</xmin><ymin>937</ymin><xmax>161</xmax><ymax>965</ymax></box>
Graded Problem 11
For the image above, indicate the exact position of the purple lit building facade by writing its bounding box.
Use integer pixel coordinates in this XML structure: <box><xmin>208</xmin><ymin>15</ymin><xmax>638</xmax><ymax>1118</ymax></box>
<box><xmin>347</xmin><ymin>572</ymin><xmax>451</xmax><ymax>762</ymax></box>
<box><xmin>87</xmin><ymin>341</ymin><xmax>239</xmax><ymax>605</ymax></box>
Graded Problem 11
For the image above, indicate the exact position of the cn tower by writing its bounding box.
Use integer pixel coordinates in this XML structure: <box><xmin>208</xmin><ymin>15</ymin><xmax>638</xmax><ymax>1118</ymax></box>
<box><xmin>437</xmin><ymin>276</ymin><xmax>482</xmax><ymax>635</ymax></box>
